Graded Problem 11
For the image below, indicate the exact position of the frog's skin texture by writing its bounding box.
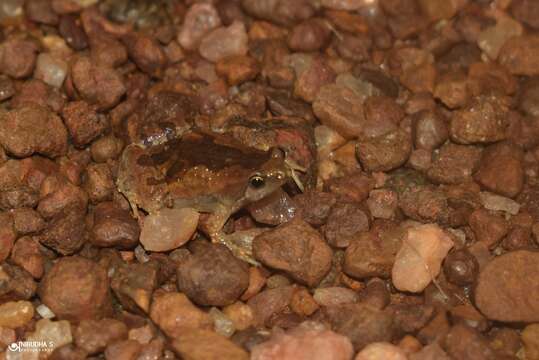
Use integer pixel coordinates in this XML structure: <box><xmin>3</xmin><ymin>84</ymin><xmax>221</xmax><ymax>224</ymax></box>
<box><xmin>117</xmin><ymin>131</ymin><xmax>293</xmax><ymax>263</ymax></box>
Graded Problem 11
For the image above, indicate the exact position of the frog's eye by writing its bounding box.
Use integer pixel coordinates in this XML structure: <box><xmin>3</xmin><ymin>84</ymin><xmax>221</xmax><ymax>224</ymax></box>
<box><xmin>249</xmin><ymin>175</ymin><xmax>265</xmax><ymax>189</ymax></box>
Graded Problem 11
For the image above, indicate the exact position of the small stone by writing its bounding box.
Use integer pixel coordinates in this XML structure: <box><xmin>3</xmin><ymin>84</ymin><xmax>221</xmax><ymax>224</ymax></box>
<box><xmin>10</xmin><ymin>236</ymin><xmax>44</xmax><ymax>279</ymax></box>
<box><xmin>149</xmin><ymin>292</ymin><xmax>212</xmax><ymax>338</ymax></box>
<box><xmin>177</xmin><ymin>242</ymin><xmax>249</xmax><ymax>306</ymax></box>
<box><xmin>321</xmin><ymin>0</ymin><xmax>365</xmax><ymax>10</ymax></box>
<box><xmin>288</xmin><ymin>18</ymin><xmax>331</xmax><ymax>52</ymax></box>
<box><xmin>479</xmin><ymin>192</ymin><xmax>520</xmax><ymax>215</ymax></box>
<box><xmin>22</xmin><ymin>319</ymin><xmax>73</xmax><ymax>356</ymax></box>
<box><xmin>392</xmin><ymin>224</ymin><xmax>454</xmax><ymax>293</ymax></box>
<box><xmin>294</xmin><ymin>190</ymin><xmax>337</xmax><ymax>227</ymax></box>
<box><xmin>313</xmin><ymin>287</ymin><xmax>358</xmax><ymax>307</ymax></box>
<box><xmin>247</xmin><ymin>286</ymin><xmax>294</xmax><ymax>327</ymax></box>
<box><xmin>178</xmin><ymin>3</ymin><xmax>221</xmax><ymax>51</ymax></box>
<box><xmin>140</xmin><ymin>208</ymin><xmax>199</xmax><ymax>252</ymax></box>
<box><xmin>39</xmin><ymin>256</ymin><xmax>111</xmax><ymax>322</ymax></box>
<box><xmin>367</xmin><ymin>189</ymin><xmax>398</xmax><ymax>219</ymax></box>
<box><xmin>427</xmin><ymin>143</ymin><xmax>482</xmax><ymax>184</ymax></box>
<box><xmin>412</xmin><ymin>110</ymin><xmax>449</xmax><ymax>150</ymax></box>
<box><xmin>34</xmin><ymin>53</ymin><xmax>68</xmax><ymax>88</ymax></box>
<box><xmin>474</xmin><ymin>142</ymin><xmax>524</xmax><ymax>198</ymax></box>
<box><xmin>215</xmin><ymin>55</ymin><xmax>259</xmax><ymax>85</ymax></box>
<box><xmin>291</xmin><ymin>55</ymin><xmax>336</xmax><ymax>103</ymax></box>
<box><xmin>253</xmin><ymin>218</ymin><xmax>333</xmax><ymax>287</ymax></box>
<box><xmin>474</xmin><ymin>250</ymin><xmax>539</xmax><ymax>323</ymax></box>
<box><xmin>323</xmin><ymin>303</ymin><xmax>393</xmax><ymax>350</ymax></box>
<box><xmin>74</xmin><ymin>318</ymin><xmax>128</xmax><ymax>355</ymax></box>
<box><xmin>477</xmin><ymin>16</ymin><xmax>523</xmax><ymax>60</ymax></box>
<box><xmin>104</xmin><ymin>340</ymin><xmax>141</xmax><ymax>360</ymax></box>
<box><xmin>450</xmin><ymin>94</ymin><xmax>510</xmax><ymax>144</ymax></box>
<box><xmin>61</xmin><ymin>100</ymin><xmax>106</xmax><ymax>148</ymax></box>
<box><xmin>171</xmin><ymin>328</ymin><xmax>248</xmax><ymax>360</ymax></box>
<box><xmin>344</xmin><ymin>222</ymin><xmax>404</xmax><ymax>279</ymax></box>
<box><xmin>209</xmin><ymin>307</ymin><xmax>235</xmax><ymax>338</ymax></box>
<box><xmin>356</xmin><ymin>129</ymin><xmax>412</xmax><ymax>172</ymax></box>
<box><xmin>253</xmin><ymin>322</ymin><xmax>354</xmax><ymax>360</ymax></box>
<box><xmin>499</xmin><ymin>35</ymin><xmax>539</xmax><ymax>76</ymax></box>
<box><xmin>91</xmin><ymin>202</ymin><xmax>139</xmax><ymax>249</ymax></box>
<box><xmin>0</xmin><ymin>105</ymin><xmax>68</xmax><ymax>158</ymax></box>
<box><xmin>0</xmin><ymin>300</ymin><xmax>34</xmax><ymax>329</ymax></box>
<box><xmin>199</xmin><ymin>21</ymin><xmax>248</xmax><ymax>62</ymax></box>
<box><xmin>355</xmin><ymin>342</ymin><xmax>407</xmax><ymax>360</ymax></box>
<box><xmin>290</xmin><ymin>288</ymin><xmax>319</xmax><ymax>317</ymax></box>
<box><xmin>312</xmin><ymin>83</ymin><xmax>366</xmax><ymax>139</ymax></box>
<box><xmin>444</xmin><ymin>324</ymin><xmax>496</xmax><ymax>360</ymax></box>
<box><xmin>0</xmin><ymin>39</ymin><xmax>38</xmax><ymax>79</ymax></box>
<box><xmin>223</xmin><ymin>302</ymin><xmax>254</xmax><ymax>331</ymax></box>
<box><xmin>469</xmin><ymin>208</ymin><xmax>509</xmax><ymax>249</ymax></box>
<box><xmin>324</xmin><ymin>202</ymin><xmax>369</xmax><ymax>248</ymax></box>
<box><xmin>522</xmin><ymin>324</ymin><xmax>539</xmax><ymax>360</ymax></box>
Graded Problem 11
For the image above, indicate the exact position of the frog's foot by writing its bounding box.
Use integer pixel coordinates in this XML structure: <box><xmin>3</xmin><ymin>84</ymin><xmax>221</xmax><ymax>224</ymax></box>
<box><xmin>284</xmin><ymin>158</ymin><xmax>307</xmax><ymax>192</ymax></box>
<box><xmin>212</xmin><ymin>229</ymin><xmax>266</xmax><ymax>266</ymax></box>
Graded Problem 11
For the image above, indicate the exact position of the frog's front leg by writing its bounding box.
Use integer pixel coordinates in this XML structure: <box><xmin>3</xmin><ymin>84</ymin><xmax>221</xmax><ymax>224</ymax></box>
<box><xmin>201</xmin><ymin>207</ymin><xmax>260</xmax><ymax>265</ymax></box>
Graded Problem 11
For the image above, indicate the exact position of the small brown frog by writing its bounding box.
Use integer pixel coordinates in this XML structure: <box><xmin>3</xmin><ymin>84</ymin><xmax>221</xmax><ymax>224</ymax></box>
<box><xmin>117</xmin><ymin>131</ymin><xmax>304</xmax><ymax>263</ymax></box>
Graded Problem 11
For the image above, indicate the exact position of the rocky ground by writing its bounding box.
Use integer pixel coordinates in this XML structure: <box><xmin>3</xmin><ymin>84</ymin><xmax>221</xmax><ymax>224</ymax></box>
<box><xmin>0</xmin><ymin>0</ymin><xmax>538</xmax><ymax>359</ymax></box>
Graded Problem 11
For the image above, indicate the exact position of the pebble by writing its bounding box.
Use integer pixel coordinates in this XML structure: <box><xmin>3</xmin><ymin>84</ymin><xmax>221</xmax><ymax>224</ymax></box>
<box><xmin>477</xmin><ymin>16</ymin><xmax>523</xmax><ymax>60</ymax></box>
<box><xmin>474</xmin><ymin>250</ymin><xmax>539</xmax><ymax>322</ymax></box>
<box><xmin>215</xmin><ymin>55</ymin><xmax>259</xmax><ymax>86</ymax></box>
<box><xmin>512</xmin><ymin>0</ymin><xmax>539</xmax><ymax>29</ymax></box>
<box><xmin>209</xmin><ymin>307</ymin><xmax>235</xmax><ymax>337</ymax></box>
<box><xmin>0</xmin><ymin>105</ymin><xmax>68</xmax><ymax>158</ymax></box>
<box><xmin>178</xmin><ymin>3</ymin><xmax>221</xmax><ymax>50</ymax></box>
<box><xmin>290</xmin><ymin>288</ymin><xmax>319</xmax><ymax>317</ymax></box>
<box><xmin>20</xmin><ymin>319</ymin><xmax>73</xmax><ymax>357</ymax></box>
<box><xmin>34</xmin><ymin>53</ymin><xmax>68</xmax><ymax>88</ymax></box>
<box><xmin>251</xmin><ymin>321</ymin><xmax>354</xmax><ymax>360</ymax></box>
<box><xmin>479</xmin><ymin>191</ymin><xmax>521</xmax><ymax>215</ymax></box>
<box><xmin>444</xmin><ymin>324</ymin><xmax>496</xmax><ymax>360</ymax></box>
<box><xmin>323</xmin><ymin>303</ymin><xmax>393</xmax><ymax>350</ymax></box>
<box><xmin>71</xmin><ymin>56</ymin><xmax>126</xmax><ymax>110</ymax></box>
<box><xmin>140</xmin><ymin>208</ymin><xmax>199</xmax><ymax>252</ymax></box>
<box><xmin>356</xmin><ymin>128</ymin><xmax>412</xmax><ymax>172</ymax></box>
<box><xmin>312</xmin><ymin>83</ymin><xmax>366</xmax><ymax>139</ymax></box>
<box><xmin>149</xmin><ymin>292</ymin><xmax>212</xmax><ymax>338</ymax></box>
<box><xmin>39</xmin><ymin>256</ymin><xmax>112</xmax><ymax>322</ymax></box>
<box><xmin>223</xmin><ymin>302</ymin><xmax>254</xmax><ymax>331</ymax></box>
<box><xmin>522</xmin><ymin>324</ymin><xmax>539</xmax><ymax>360</ymax></box>
<box><xmin>427</xmin><ymin>143</ymin><xmax>482</xmax><ymax>184</ymax></box>
<box><xmin>344</xmin><ymin>223</ymin><xmax>404</xmax><ymax>279</ymax></box>
<box><xmin>474</xmin><ymin>142</ymin><xmax>524</xmax><ymax>198</ymax></box>
<box><xmin>355</xmin><ymin>342</ymin><xmax>407</xmax><ymax>360</ymax></box>
<box><xmin>313</xmin><ymin>287</ymin><xmax>358</xmax><ymax>307</ymax></box>
<box><xmin>499</xmin><ymin>35</ymin><xmax>539</xmax><ymax>76</ymax></box>
<box><xmin>247</xmin><ymin>286</ymin><xmax>295</xmax><ymax>327</ymax></box>
<box><xmin>392</xmin><ymin>224</ymin><xmax>454</xmax><ymax>293</ymax></box>
<box><xmin>177</xmin><ymin>242</ymin><xmax>249</xmax><ymax>306</ymax></box>
<box><xmin>199</xmin><ymin>21</ymin><xmax>248</xmax><ymax>62</ymax></box>
<box><xmin>468</xmin><ymin>209</ymin><xmax>509</xmax><ymax>249</ymax></box>
<box><xmin>0</xmin><ymin>39</ymin><xmax>38</xmax><ymax>79</ymax></box>
<box><xmin>320</xmin><ymin>0</ymin><xmax>365</xmax><ymax>10</ymax></box>
<box><xmin>10</xmin><ymin>236</ymin><xmax>44</xmax><ymax>279</ymax></box>
<box><xmin>367</xmin><ymin>189</ymin><xmax>398</xmax><ymax>219</ymax></box>
<box><xmin>324</xmin><ymin>202</ymin><xmax>369</xmax><ymax>248</ymax></box>
<box><xmin>74</xmin><ymin>318</ymin><xmax>128</xmax><ymax>355</ymax></box>
<box><xmin>412</xmin><ymin>110</ymin><xmax>448</xmax><ymax>151</ymax></box>
<box><xmin>0</xmin><ymin>300</ymin><xmax>34</xmax><ymax>329</ymax></box>
<box><xmin>253</xmin><ymin>218</ymin><xmax>333</xmax><ymax>287</ymax></box>
<box><xmin>288</xmin><ymin>19</ymin><xmax>331</xmax><ymax>52</ymax></box>
<box><xmin>450</xmin><ymin>94</ymin><xmax>510</xmax><ymax>144</ymax></box>
<box><xmin>171</xmin><ymin>328</ymin><xmax>248</xmax><ymax>360</ymax></box>
<box><xmin>291</xmin><ymin>55</ymin><xmax>336</xmax><ymax>103</ymax></box>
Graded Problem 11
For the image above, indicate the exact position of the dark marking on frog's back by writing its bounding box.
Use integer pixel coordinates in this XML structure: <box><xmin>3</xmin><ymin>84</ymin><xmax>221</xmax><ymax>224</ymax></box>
<box><xmin>136</xmin><ymin>132</ymin><xmax>271</xmax><ymax>183</ymax></box>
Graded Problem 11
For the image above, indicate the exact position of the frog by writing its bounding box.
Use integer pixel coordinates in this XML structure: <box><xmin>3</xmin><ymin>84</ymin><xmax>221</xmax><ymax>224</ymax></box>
<box><xmin>117</xmin><ymin>130</ymin><xmax>307</xmax><ymax>264</ymax></box>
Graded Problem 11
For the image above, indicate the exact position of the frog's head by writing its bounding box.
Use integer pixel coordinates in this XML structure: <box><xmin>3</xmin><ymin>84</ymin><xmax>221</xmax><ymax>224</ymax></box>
<box><xmin>243</xmin><ymin>148</ymin><xmax>305</xmax><ymax>203</ymax></box>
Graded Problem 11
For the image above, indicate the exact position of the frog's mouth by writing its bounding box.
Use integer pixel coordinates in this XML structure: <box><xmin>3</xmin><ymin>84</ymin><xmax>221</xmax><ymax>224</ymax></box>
<box><xmin>284</xmin><ymin>157</ymin><xmax>307</xmax><ymax>192</ymax></box>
